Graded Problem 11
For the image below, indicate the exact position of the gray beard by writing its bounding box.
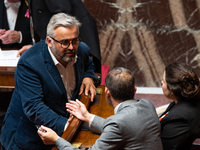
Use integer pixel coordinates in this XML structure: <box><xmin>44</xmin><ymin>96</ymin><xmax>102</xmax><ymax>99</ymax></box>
<box><xmin>51</xmin><ymin>44</ymin><xmax>75</xmax><ymax>62</ymax></box>
<box><xmin>63</xmin><ymin>56</ymin><xmax>73</xmax><ymax>62</ymax></box>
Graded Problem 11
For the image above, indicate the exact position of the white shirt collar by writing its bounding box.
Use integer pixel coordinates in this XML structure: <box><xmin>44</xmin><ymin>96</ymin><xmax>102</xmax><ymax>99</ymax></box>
<box><xmin>48</xmin><ymin>46</ymin><xmax>59</xmax><ymax>66</ymax></box>
<box><xmin>4</xmin><ymin>0</ymin><xmax>21</xmax><ymax>9</ymax></box>
<box><xmin>114</xmin><ymin>102</ymin><xmax>122</xmax><ymax>114</ymax></box>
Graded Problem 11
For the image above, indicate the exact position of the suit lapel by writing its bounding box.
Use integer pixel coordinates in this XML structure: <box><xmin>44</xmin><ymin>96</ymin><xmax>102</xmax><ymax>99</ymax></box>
<box><xmin>71</xmin><ymin>48</ymin><xmax>86</xmax><ymax>100</ymax></box>
<box><xmin>160</xmin><ymin>102</ymin><xmax>176</xmax><ymax>125</ymax></box>
<box><xmin>160</xmin><ymin>101</ymin><xmax>175</xmax><ymax>117</ymax></box>
<box><xmin>15</xmin><ymin>0</ymin><xmax>27</xmax><ymax>30</ymax></box>
<box><xmin>42</xmin><ymin>42</ymin><xmax>67</xmax><ymax>98</ymax></box>
<box><xmin>71</xmin><ymin>55</ymin><xmax>81</xmax><ymax>100</ymax></box>
<box><xmin>0</xmin><ymin>0</ymin><xmax>9</xmax><ymax>29</ymax></box>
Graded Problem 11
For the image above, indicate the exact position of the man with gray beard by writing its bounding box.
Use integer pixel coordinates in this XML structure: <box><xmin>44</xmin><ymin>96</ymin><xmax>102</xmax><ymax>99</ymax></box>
<box><xmin>0</xmin><ymin>13</ymin><xmax>99</xmax><ymax>150</ymax></box>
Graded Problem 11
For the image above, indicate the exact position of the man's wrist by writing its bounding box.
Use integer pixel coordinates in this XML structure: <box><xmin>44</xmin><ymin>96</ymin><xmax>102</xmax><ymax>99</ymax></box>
<box><xmin>54</xmin><ymin>135</ymin><xmax>60</xmax><ymax>143</ymax></box>
<box><xmin>18</xmin><ymin>31</ymin><xmax>22</xmax><ymax>43</ymax></box>
<box><xmin>92</xmin><ymin>77</ymin><xmax>100</xmax><ymax>85</ymax></box>
<box><xmin>88</xmin><ymin>114</ymin><xmax>95</xmax><ymax>127</ymax></box>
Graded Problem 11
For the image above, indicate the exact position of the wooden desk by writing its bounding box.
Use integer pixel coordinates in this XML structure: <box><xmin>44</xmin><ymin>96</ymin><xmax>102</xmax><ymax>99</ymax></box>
<box><xmin>52</xmin><ymin>85</ymin><xmax>114</xmax><ymax>149</ymax></box>
<box><xmin>0</xmin><ymin>67</ymin><xmax>15</xmax><ymax>91</ymax></box>
<box><xmin>0</xmin><ymin>49</ymin><xmax>18</xmax><ymax>90</ymax></box>
<box><xmin>71</xmin><ymin>85</ymin><xmax>113</xmax><ymax>148</ymax></box>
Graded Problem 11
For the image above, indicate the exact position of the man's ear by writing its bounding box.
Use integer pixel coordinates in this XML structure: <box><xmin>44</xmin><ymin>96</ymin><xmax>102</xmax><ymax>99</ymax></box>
<box><xmin>46</xmin><ymin>36</ymin><xmax>52</xmax><ymax>47</ymax></box>
<box><xmin>105</xmin><ymin>87</ymin><xmax>111</xmax><ymax>98</ymax></box>
<box><xmin>134</xmin><ymin>86</ymin><xmax>137</xmax><ymax>95</ymax></box>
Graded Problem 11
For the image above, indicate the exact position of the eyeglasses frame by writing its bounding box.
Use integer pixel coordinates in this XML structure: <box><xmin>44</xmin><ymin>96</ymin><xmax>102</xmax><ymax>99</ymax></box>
<box><xmin>50</xmin><ymin>36</ymin><xmax>81</xmax><ymax>49</ymax></box>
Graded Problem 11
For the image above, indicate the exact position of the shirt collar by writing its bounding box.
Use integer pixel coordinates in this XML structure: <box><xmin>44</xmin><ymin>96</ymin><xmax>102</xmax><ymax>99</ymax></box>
<box><xmin>114</xmin><ymin>102</ymin><xmax>122</xmax><ymax>114</ymax></box>
<box><xmin>47</xmin><ymin>46</ymin><xmax>77</xmax><ymax>67</ymax></box>
<box><xmin>4</xmin><ymin>0</ymin><xmax>21</xmax><ymax>9</ymax></box>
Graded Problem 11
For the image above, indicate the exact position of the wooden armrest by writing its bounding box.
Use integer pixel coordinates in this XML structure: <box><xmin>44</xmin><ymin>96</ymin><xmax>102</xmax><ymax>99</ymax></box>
<box><xmin>52</xmin><ymin>94</ymin><xmax>91</xmax><ymax>150</ymax></box>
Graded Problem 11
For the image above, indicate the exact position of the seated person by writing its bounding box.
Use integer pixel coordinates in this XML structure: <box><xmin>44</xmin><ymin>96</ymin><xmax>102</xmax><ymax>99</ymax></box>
<box><xmin>160</xmin><ymin>62</ymin><xmax>200</xmax><ymax>150</ymax></box>
<box><xmin>0</xmin><ymin>13</ymin><xmax>99</xmax><ymax>150</ymax></box>
<box><xmin>0</xmin><ymin>0</ymin><xmax>32</xmax><ymax>49</ymax></box>
<box><xmin>38</xmin><ymin>67</ymin><xmax>163</xmax><ymax>150</ymax></box>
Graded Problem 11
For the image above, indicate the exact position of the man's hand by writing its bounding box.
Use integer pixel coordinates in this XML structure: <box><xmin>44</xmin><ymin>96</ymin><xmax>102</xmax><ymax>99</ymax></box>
<box><xmin>37</xmin><ymin>125</ymin><xmax>60</xmax><ymax>145</ymax></box>
<box><xmin>0</xmin><ymin>30</ymin><xmax>20</xmax><ymax>44</ymax></box>
<box><xmin>79</xmin><ymin>77</ymin><xmax>96</xmax><ymax>102</ymax></box>
<box><xmin>17</xmin><ymin>44</ymin><xmax>32</xmax><ymax>57</ymax></box>
<box><xmin>0</xmin><ymin>29</ymin><xmax>6</xmax><ymax>36</ymax></box>
<box><xmin>66</xmin><ymin>99</ymin><xmax>93</xmax><ymax>123</ymax></box>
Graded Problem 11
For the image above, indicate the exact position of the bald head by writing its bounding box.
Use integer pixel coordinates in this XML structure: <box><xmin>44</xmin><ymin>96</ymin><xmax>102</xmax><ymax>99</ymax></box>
<box><xmin>105</xmin><ymin>67</ymin><xmax>135</xmax><ymax>101</ymax></box>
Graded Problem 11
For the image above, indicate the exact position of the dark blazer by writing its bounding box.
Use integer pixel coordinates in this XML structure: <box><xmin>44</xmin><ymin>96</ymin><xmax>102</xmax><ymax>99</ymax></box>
<box><xmin>160</xmin><ymin>101</ymin><xmax>200</xmax><ymax>150</ymax></box>
<box><xmin>0</xmin><ymin>0</ymin><xmax>32</xmax><ymax>48</ymax></box>
<box><xmin>28</xmin><ymin>0</ymin><xmax>101</xmax><ymax>73</ymax></box>
<box><xmin>0</xmin><ymin>40</ymin><xmax>99</xmax><ymax>150</ymax></box>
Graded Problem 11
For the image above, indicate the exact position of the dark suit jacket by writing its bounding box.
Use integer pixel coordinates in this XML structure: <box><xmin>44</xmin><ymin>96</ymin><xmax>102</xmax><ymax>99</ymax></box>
<box><xmin>160</xmin><ymin>101</ymin><xmax>200</xmax><ymax>150</ymax></box>
<box><xmin>0</xmin><ymin>40</ymin><xmax>99</xmax><ymax>150</ymax></box>
<box><xmin>0</xmin><ymin>0</ymin><xmax>32</xmax><ymax>48</ymax></box>
<box><xmin>28</xmin><ymin>0</ymin><xmax>101</xmax><ymax>73</ymax></box>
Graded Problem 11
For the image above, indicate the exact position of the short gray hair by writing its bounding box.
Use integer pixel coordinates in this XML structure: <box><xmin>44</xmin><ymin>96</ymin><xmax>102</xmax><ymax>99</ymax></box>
<box><xmin>47</xmin><ymin>13</ymin><xmax>81</xmax><ymax>37</ymax></box>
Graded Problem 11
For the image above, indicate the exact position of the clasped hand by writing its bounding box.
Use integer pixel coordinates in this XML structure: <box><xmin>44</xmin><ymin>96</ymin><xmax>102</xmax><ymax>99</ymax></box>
<box><xmin>0</xmin><ymin>29</ymin><xmax>20</xmax><ymax>44</ymax></box>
